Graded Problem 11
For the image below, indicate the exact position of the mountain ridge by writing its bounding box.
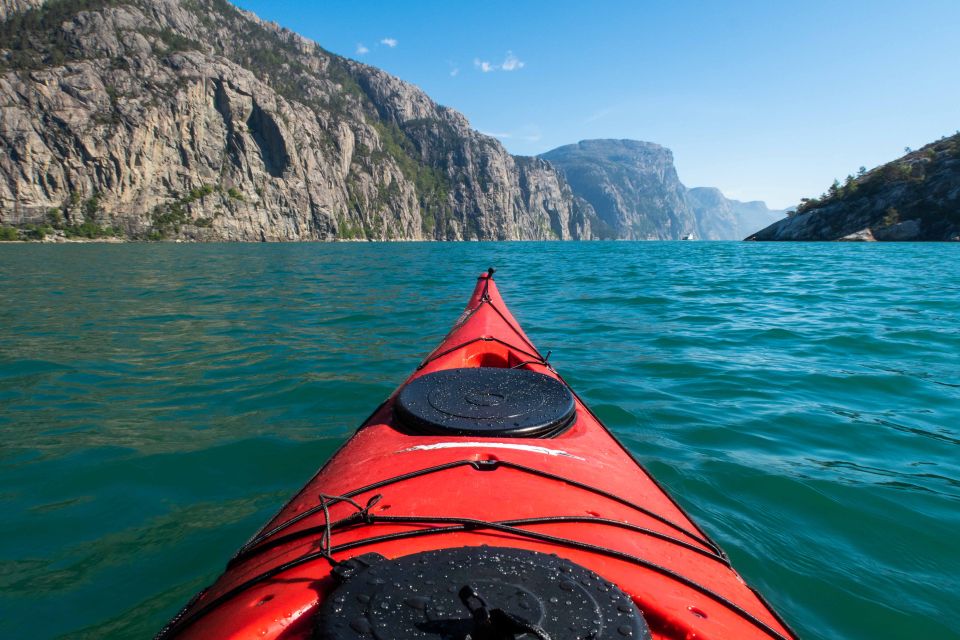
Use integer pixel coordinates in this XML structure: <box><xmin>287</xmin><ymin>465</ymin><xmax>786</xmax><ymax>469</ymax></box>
<box><xmin>541</xmin><ymin>139</ymin><xmax>784</xmax><ymax>240</ymax></box>
<box><xmin>0</xmin><ymin>0</ymin><xmax>596</xmax><ymax>240</ymax></box>
<box><xmin>0</xmin><ymin>1</ymin><xmax>784</xmax><ymax>243</ymax></box>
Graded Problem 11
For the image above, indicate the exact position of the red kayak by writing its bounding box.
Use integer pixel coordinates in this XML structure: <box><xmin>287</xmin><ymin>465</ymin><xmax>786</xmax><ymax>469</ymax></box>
<box><xmin>159</xmin><ymin>270</ymin><xmax>796</xmax><ymax>640</ymax></box>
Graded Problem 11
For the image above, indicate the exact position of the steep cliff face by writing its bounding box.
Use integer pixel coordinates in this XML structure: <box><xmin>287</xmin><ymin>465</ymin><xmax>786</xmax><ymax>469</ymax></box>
<box><xmin>540</xmin><ymin>139</ymin><xmax>783</xmax><ymax>240</ymax></box>
<box><xmin>541</xmin><ymin>140</ymin><xmax>696</xmax><ymax>240</ymax></box>
<box><xmin>748</xmin><ymin>134</ymin><xmax>960</xmax><ymax>241</ymax></box>
<box><xmin>0</xmin><ymin>0</ymin><xmax>594</xmax><ymax>240</ymax></box>
<box><xmin>0</xmin><ymin>0</ymin><xmax>44</xmax><ymax>21</ymax></box>
<box><xmin>687</xmin><ymin>187</ymin><xmax>784</xmax><ymax>240</ymax></box>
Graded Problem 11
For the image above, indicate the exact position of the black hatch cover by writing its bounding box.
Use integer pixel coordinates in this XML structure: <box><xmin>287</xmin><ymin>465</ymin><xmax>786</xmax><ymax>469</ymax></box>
<box><xmin>315</xmin><ymin>546</ymin><xmax>651</xmax><ymax>639</ymax></box>
<box><xmin>394</xmin><ymin>367</ymin><xmax>576</xmax><ymax>438</ymax></box>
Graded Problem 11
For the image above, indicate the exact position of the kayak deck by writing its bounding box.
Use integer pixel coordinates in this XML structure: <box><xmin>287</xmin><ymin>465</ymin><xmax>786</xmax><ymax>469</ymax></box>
<box><xmin>160</xmin><ymin>271</ymin><xmax>795</xmax><ymax>640</ymax></box>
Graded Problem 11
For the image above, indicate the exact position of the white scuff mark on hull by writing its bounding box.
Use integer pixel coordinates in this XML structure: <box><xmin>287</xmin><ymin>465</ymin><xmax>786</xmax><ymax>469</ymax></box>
<box><xmin>398</xmin><ymin>442</ymin><xmax>585</xmax><ymax>460</ymax></box>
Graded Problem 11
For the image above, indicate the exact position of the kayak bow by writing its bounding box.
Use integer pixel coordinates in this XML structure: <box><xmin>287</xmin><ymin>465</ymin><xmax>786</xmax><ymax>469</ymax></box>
<box><xmin>159</xmin><ymin>270</ymin><xmax>796</xmax><ymax>640</ymax></box>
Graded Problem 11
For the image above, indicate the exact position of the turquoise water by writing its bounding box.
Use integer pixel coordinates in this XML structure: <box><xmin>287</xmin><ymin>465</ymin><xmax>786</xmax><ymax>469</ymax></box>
<box><xmin>1</xmin><ymin>242</ymin><xmax>958</xmax><ymax>639</ymax></box>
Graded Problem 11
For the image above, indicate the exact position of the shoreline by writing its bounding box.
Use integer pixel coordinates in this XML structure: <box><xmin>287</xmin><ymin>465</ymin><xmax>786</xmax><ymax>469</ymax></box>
<box><xmin>1</xmin><ymin>232</ymin><xmax>957</xmax><ymax>245</ymax></box>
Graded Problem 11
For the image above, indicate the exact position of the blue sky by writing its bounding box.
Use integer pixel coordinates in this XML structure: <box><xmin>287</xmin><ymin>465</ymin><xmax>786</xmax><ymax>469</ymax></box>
<box><xmin>233</xmin><ymin>0</ymin><xmax>959</xmax><ymax>209</ymax></box>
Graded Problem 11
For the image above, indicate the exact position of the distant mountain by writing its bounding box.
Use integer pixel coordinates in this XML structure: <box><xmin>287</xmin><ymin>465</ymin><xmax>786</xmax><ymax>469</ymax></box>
<box><xmin>540</xmin><ymin>140</ymin><xmax>695</xmax><ymax>239</ymax></box>
<box><xmin>687</xmin><ymin>187</ymin><xmax>785</xmax><ymax>241</ymax></box>
<box><xmin>540</xmin><ymin>140</ymin><xmax>784</xmax><ymax>240</ymax></box>
<box><xmin>748</xmin><ymin>134</ymin><xmax>960</xmax><ymax>241</ymax></box>
<box><xmin>0</xmin><ymin>0</ymin><xmax>594</xmax><ymax>241</ymax></box>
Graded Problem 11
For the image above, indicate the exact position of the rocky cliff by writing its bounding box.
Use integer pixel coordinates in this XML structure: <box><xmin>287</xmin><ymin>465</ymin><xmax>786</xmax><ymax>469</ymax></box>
<box><xmin>0</xmin><ymin>0</ymin><xmax>44</xmax><ymax>21</ymax></box>
<box><xmin>0</xmin><ymin>0</ymin><xmax>595</xmax><ymax>240</ymax></box>
<box><xmin>540</xmin><ymin>139</ymin><xmax>782</xmax><ymax>240</ymax></box>
<box><xmin>540</xmin><ymin>140</ymin><xmax>695</xmax><ymax>240</ymax></box>
<box><xmin>748</xmin><ymin>134</ymin><xmax>960</xmax><ymax>241</ymax></box>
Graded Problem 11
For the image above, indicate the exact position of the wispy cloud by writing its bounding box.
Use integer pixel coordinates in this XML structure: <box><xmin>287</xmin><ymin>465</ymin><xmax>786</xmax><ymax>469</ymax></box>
<box><xmin>380</xmin><ymin>37</ymin><xmax>398</xmax><ymax>48</ymax></box>
<box><xmin>480</xmin><ymin>129</ymin><xmax>542</xmax><ymax>142</ymax></box>
<box><xmin>356</xmin><ymin>43</ymin><xmax>369</xmax><ymax>55</ymax></box>
<box><xmin>501</xmin><ymin>51</ymin><xmax>524</xmax><ymax>71</ymax></box>
<box><xmin>450</xmin><ymin>67</ymin><xmax>460</xmax><ymax>77</ymax></box>
<box><xmin>474</xmin><ymin>51</ymin><xmax>525</xmax><ymax>73</ymax></box>
<box><xmin>585</xmin><ymin>107</ymin><xmax>614</xmax><ymax>123</ymax></box>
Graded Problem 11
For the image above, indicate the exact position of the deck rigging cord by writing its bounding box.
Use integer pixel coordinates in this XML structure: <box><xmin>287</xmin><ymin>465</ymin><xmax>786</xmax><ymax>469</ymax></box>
<box><xmin>158</xmin><ymin>483</ymin><xmax>792</xmax><ymax>640</ymax></box>
<box><xmin>234</xmin><ymin>458</ymin><xmax>721</xmax><ymax>560</ymax></box>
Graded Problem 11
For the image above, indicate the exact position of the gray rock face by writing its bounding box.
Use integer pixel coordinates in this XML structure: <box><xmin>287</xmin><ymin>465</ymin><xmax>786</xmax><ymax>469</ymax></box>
<box><xmin>0</xmin><ymin>0</ymin><xmax>44</xmax><ymax>22</ymax></box>
<box><xmin>873</xmin><ymin>218</ymin><xmax>921</xmax><ymax>241</ymax></box>
<box><xmin>748</xmin><ymin>134</ymin><xmax>960</xmax><ymax>241</ymax></box>
<box><xmin>541</xmin><ymin>140</ymin><xmax>696</xmax><ymax>239</ymax></box>
<box><xmin>0</xmin><ymin>0</ymin><xmax>596</xmax><ymax>240</ymax></box>
<box><xmin>839</xmin><ymin>228</ymin><xmax>875</xmax><ymax>242</ymax></box>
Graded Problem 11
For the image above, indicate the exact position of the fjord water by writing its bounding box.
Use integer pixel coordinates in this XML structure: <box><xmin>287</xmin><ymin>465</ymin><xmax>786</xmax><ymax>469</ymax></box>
<box><xmin>0</xmin><ymin>242</ymin><xmax>958</xmax><ymax>640</ymax></box>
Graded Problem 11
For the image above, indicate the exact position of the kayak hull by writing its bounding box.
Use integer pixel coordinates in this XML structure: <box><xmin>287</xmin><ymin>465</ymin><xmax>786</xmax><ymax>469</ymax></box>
<box><xmin>160</xmin><ymin>272</ymin><xmax>795</xmax><ymax>640</ymax></box>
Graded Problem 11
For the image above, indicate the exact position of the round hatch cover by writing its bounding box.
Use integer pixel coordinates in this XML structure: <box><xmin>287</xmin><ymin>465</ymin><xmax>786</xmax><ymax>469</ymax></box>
<box><xmin>394</xmin><ymin>367</ymin><xmax>576</xmax><ymax>438</ymax></box>
<box><xmin>315</xmin><ymin>546</ymin><xmax>651</xmax><ymax>639</ymax></box>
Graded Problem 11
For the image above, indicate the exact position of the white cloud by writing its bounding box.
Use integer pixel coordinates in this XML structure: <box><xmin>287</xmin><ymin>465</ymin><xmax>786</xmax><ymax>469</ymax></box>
<box><xmin>380</xmin><ymin>38</ymin><xmax>398</xmax><ymax>48</ymax></box>
<box><xmin>356</xmin><ymin>43</ymin><xmax>369</xmax><ymax>55</ymax></box>
<box><xmin>450</xmin><ymin>67</ymin><xmax>460</xmax><ymax>77</ymax></box>
<box><xmin>501</xmin><ymin>51</ymin><xmax>524</xmax><ymax>71</ymax></box>
<box><xmin>473</xmin><ymin>52</ymin><xmax>525</xmax><ymax>73</ymax></box>
<box><xmin>481</xmin><ymin>131</ymin><xmax>513</xmax><ymax>139</ymax></box>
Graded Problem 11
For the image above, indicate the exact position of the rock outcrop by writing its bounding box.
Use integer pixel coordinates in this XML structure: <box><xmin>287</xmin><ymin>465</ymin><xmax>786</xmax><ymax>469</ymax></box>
<box><xmin>0</xmin><ymin>0</ymin><xmax>44</xmax><ymax>21</ymax></box>
<box><xmin>540</xmin><ymin>139</ymin><xmax>783</xmax><ymax>240</ymax></box>
<box><xmin>748</xmin><ymin>134</ymin><xmax>960</xmax><ymax>241</ymax></box>
<box><xmin>0</xmin><ymin>0</ymin><xmax>595</xmax><ymax>240</ymax></box>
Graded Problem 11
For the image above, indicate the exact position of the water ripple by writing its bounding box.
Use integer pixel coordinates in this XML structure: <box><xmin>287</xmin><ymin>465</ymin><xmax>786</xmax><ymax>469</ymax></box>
<box><xmin>0</xmin><ymin>242</ymin><xmax>958</xmax><ymax>639</ymax></box>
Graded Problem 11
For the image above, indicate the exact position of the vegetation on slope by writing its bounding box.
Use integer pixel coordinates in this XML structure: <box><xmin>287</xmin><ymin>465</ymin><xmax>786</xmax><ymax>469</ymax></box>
<box><xmin>0</xmin><ymin>0</ymin><xmax>127</xmax><ymax>69</ymax></box>
<box><xmin>795</xmin><ymin>133</ymin><xmax>960</xmax><ymax>218</ymax></box>
<box><xmin>750</xmin><ymin>133</ymin><xmax>960</xmax><ymax>241</ymax></box>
